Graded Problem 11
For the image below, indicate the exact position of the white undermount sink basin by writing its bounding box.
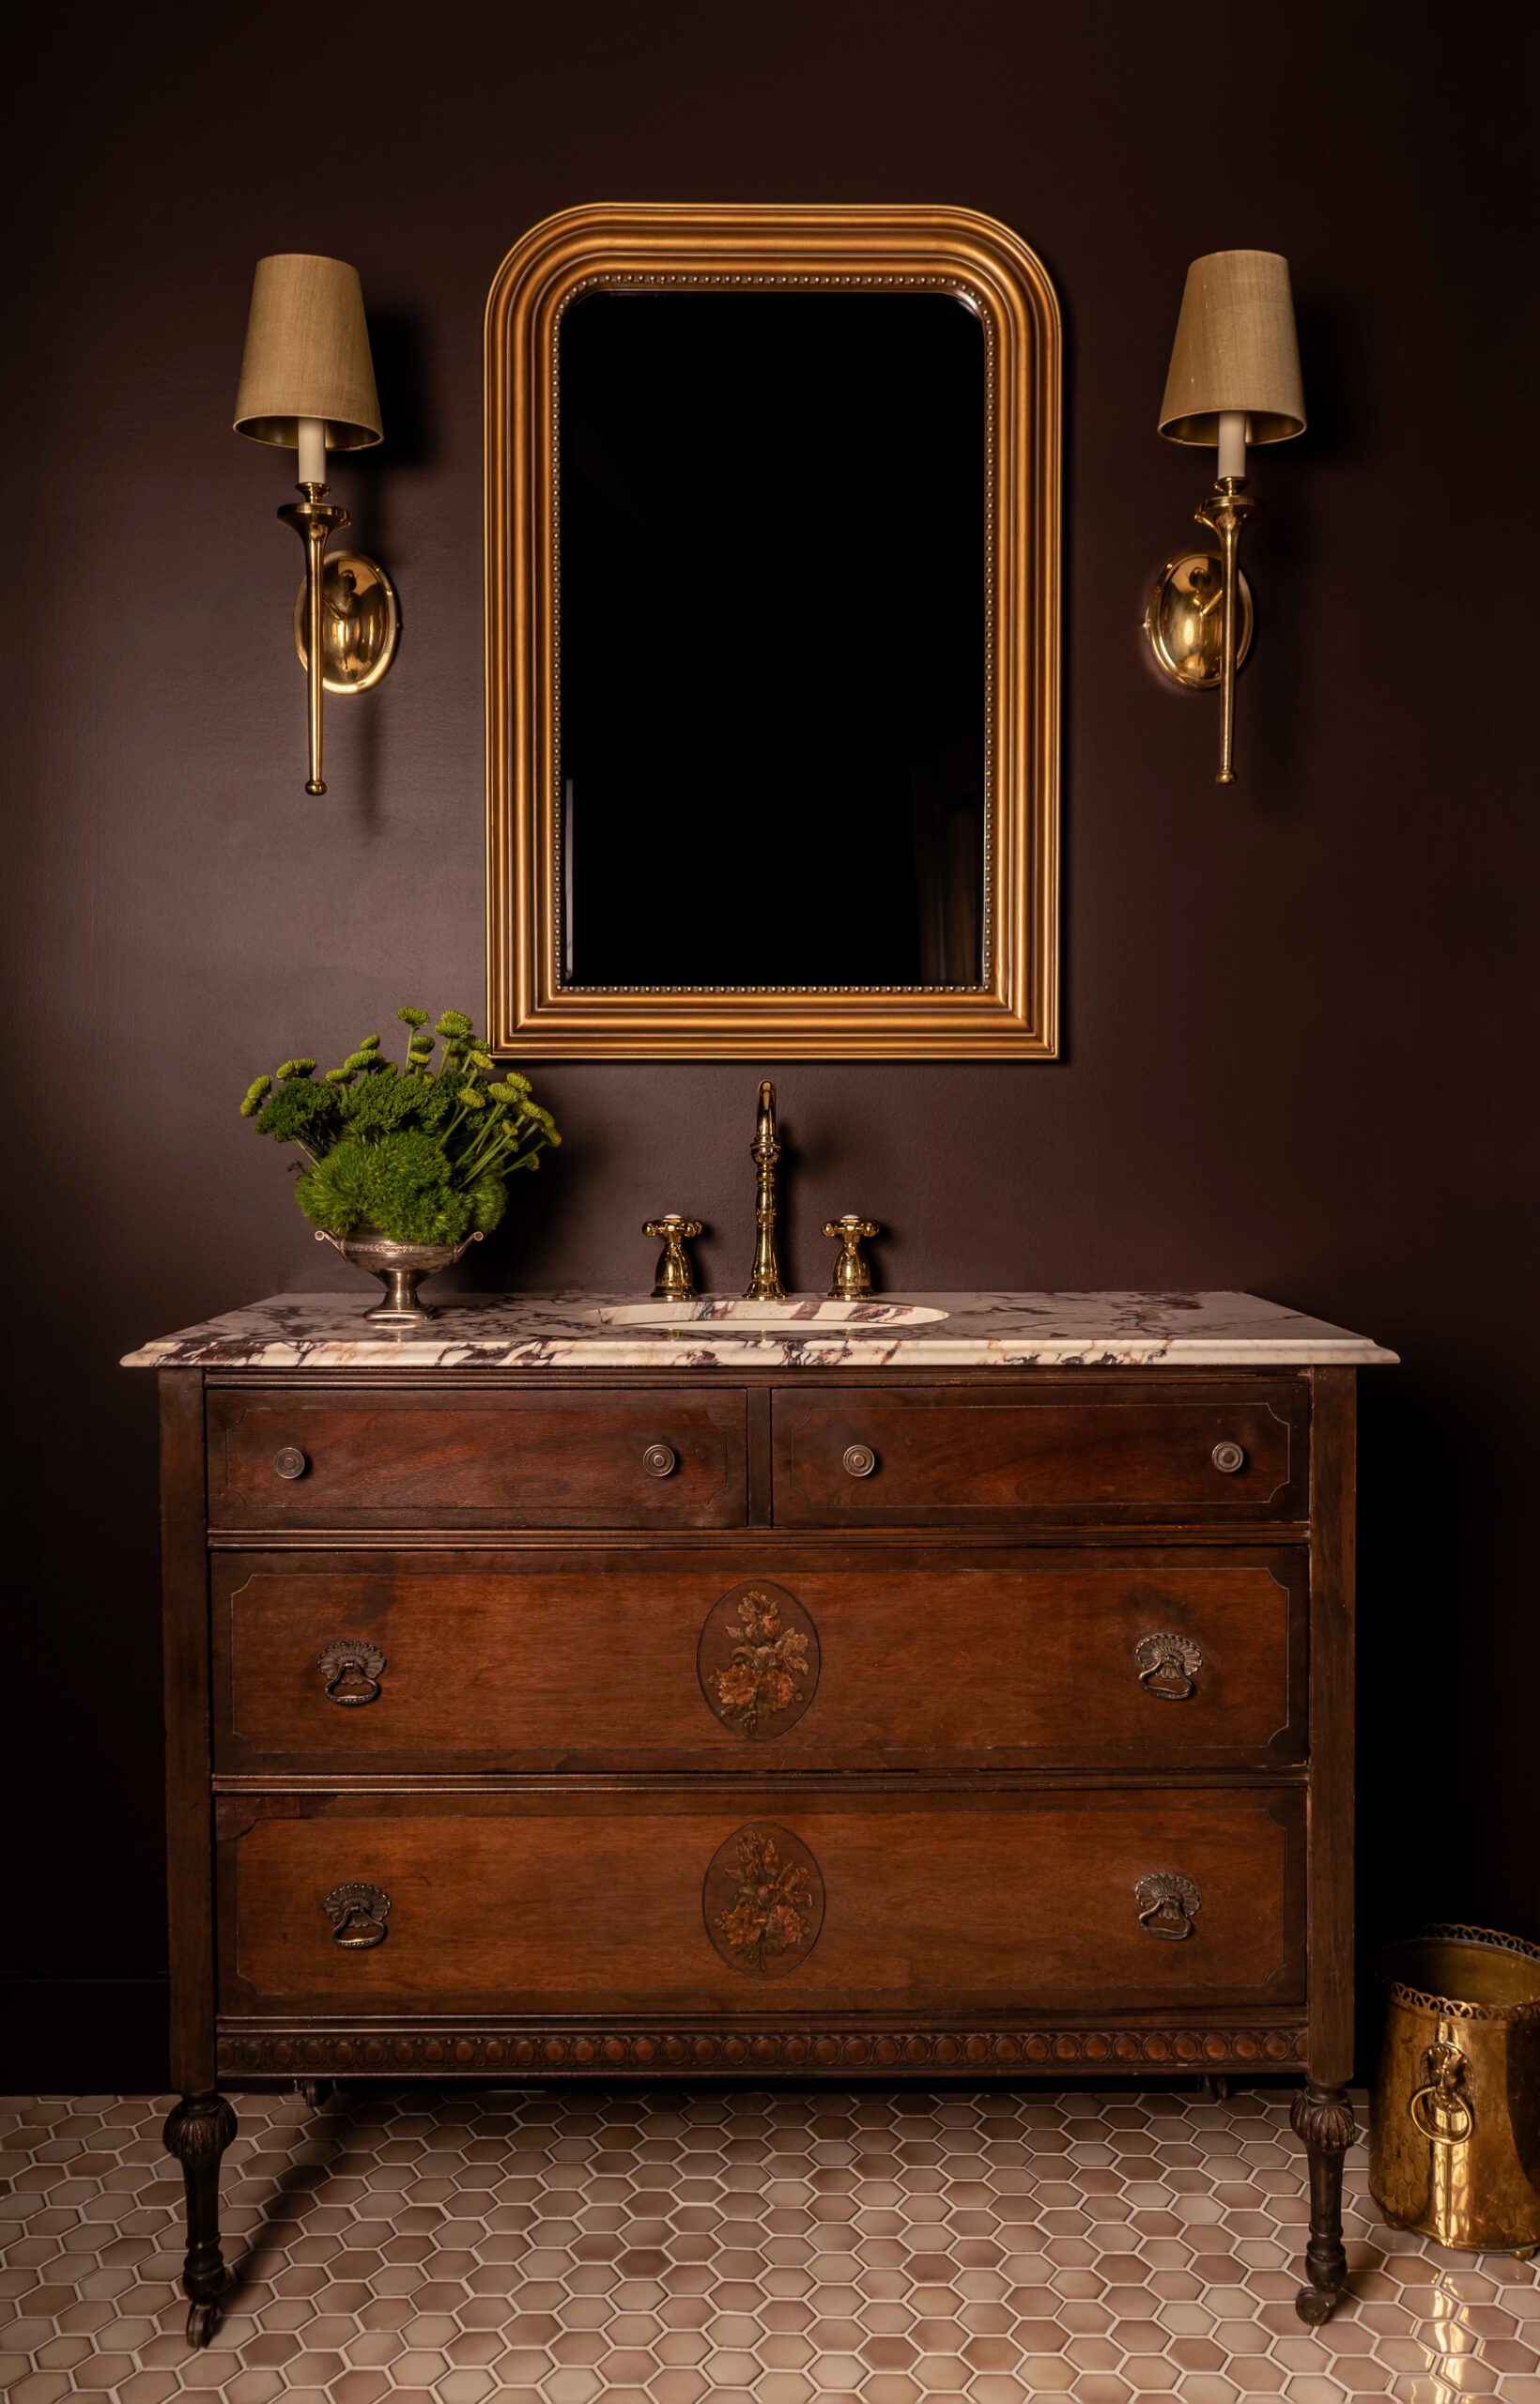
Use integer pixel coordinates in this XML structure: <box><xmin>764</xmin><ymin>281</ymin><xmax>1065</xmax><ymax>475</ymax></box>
<box><xmin>587</xmin><ymin>1298</ymin><xmax>949</xmax><ymax>1333</ymax></box>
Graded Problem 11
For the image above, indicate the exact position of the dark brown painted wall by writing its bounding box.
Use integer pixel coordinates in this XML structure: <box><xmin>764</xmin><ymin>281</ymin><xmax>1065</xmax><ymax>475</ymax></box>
<box><xmin>4</xmin><ymin>0</ymin><xmax>1535</xmax><ymax>2083</ymax></box>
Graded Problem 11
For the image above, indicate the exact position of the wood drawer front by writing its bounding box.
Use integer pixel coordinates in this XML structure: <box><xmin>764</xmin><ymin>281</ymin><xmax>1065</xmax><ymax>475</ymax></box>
<box><xmin>220</xmin><ymin>1787</ymin><xmax>1302</xmax><ymax>2014</ymax></box>
<box><xmin>206</xmin><ymin>1389</ymin><xmax>747</xmax><ymax>1530</ymax></box>
<box><xmin>773</xmin><ymin>1382</ymin><xmax>1306</xmax><ymax>1526</ymax></box>
<box><xmin>214</xmin><ymin>1548</ymin><xmax>1304</xmax><ymax>1772</ymax></box>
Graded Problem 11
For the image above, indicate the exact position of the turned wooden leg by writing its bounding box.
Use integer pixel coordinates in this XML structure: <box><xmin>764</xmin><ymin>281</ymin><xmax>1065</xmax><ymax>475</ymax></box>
<box><xmin>1203</xmin><ymin>2073</ymin><xmax>1233</xmax><ymax>2103</ymax></box>
<box><xmin>1290</xmin><ymin>2081</ymin><xmax>1357</xmax><ymax>2323</ymax></box>
<box><xmin>163</xmin><ymin>2091</ymin><xmax>238</xmax><ymax>2347</ymax></box>
<box><xmin>298</xmin><ymin>2078</ymin><xmax>333</xmax><ymax>2109</ymax></box>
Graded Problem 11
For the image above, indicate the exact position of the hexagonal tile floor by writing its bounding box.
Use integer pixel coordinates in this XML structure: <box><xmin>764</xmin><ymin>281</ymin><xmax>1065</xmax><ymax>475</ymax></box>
<box><xmin>2</xmin><ymin>2083</ymin><xmax>1536</xmax><ymax>2401</ymax></box>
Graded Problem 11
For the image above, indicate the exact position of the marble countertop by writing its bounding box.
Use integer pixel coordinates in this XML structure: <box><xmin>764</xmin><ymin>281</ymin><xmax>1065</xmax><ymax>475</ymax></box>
<box><xmin>122</xmin><ymin>1291</ymin><xmax>1396</xmax><ymax>1371</ymax></box>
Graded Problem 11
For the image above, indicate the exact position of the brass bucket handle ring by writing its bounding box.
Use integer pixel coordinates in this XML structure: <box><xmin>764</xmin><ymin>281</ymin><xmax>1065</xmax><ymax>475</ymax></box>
<box><xmin>1409</xmin><ymin>2080</ymin><xmax>1476</xmax><ymax>2147</ymax></box>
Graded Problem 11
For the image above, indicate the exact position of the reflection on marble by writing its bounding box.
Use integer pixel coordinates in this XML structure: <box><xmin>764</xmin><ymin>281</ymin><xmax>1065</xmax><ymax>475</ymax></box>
<box><xmin>122</xmin><ymin>1290</ymin><xmax>1396</xmax><ymax>1371</ymax></box>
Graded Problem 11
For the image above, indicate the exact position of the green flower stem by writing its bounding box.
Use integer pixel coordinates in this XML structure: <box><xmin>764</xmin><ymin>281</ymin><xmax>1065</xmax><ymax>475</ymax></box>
<box><xmin>457</xmin><ymin>1100</ymin><xmax>512</xmax><ymax>1168</ymax></box>
<box><xmin>453</xmin><ymin>1117</ymin><xmax>538</xmax><ymax>1187</ymax></box>
<box><xmin>462</xmin><ymin>1112</ymin><xmax>545</xmax><ymax>1183</ymax></box>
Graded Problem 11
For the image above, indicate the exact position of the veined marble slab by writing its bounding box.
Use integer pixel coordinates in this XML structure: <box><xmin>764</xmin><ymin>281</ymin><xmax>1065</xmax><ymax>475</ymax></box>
<box><xmin>122</xmin><ymin>1291</ymin><xmax>1396</xmax><ymax>1371</ymax></box>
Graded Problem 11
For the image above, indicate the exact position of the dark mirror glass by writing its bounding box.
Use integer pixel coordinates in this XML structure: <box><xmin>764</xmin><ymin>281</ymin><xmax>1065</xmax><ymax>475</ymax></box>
<box><xmin>556</xmin><ymin>290</ymin><xmax>988</xmax><ymax>989</ymax></box>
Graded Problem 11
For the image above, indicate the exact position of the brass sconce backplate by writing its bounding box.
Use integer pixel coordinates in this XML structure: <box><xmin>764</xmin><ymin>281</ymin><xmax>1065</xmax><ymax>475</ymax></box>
<box><xmin>293</xmin><ymin>551</ymin><xmax>401</xmax><ymax>694</ymax></box>
<box><xmin>1144</xmin><ymin>550</ymin><xmax>1254</xmax><ymax>691</ymax></box>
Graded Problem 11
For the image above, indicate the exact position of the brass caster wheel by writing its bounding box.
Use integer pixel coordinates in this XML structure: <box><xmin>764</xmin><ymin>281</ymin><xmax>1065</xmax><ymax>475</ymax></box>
<box><xmin>299</xmin><ymin>2078</ymin><xmax>333</xmax><ymax>2109</ymax></box>
<box><xmin>186</xmin><ymin>2300</ymin><xmax>221</xmax><ymax>2348</ymax></box>
<box><xmin>1295</xmin><ymin>2283</ymin><xmax>1338</xmax><ymax>2327</ymax></box>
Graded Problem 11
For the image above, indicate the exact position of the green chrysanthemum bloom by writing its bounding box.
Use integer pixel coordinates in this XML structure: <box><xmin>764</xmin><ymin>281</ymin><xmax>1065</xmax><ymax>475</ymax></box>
<box><xmin>436</xmin><ymin>1009</ymin><xmax>474</xmax><ymax>1039</ymax></box>
<box><xmin>357</xmin><ymin>1034</ymin><xmax>381</xmax><ymax>1052</ymax></box>
<box><xmin>255</xmin><ymin>1080</ymin><xmax>342</xmax><ymax>1147</ymax></box>
<box><xmin>297</xmin><ymin>1132</ymin><xmax>472</xmax><ymax>1247</ymax></box>
<box><xmin>343</xmin><ymin>1069</ymin><xmax>452</xmax><ymax>1138</ymax></box>
<box><xmin>343</xmin><ymin>1049</ymin><xmax>378</xmax><ymax>1074</ymax></box>
<box><xmin>324</xmin><ymin>1066</ymin><xmax>354</xmax><ymax>1085</ymax></box>
<box><xmin>486</xmin><ymin>1081</ymin><xmax>521</xmax><ymax>1105</ymax></box>
<box><xmin>458</xmin><ymin>1080</ymin><xmax>487</xmax><ymax>1109</ymax></box>
<box><xmin>469</xmin><ymin>1174</ymin><xmax>509</xmax><ymax>1235</ymax></box>
<box><xmin>239</xmin><ymin>1076</ymin><xmax>273</xmax><ymax>1117</ymax></box>
<box><xmin>396</xmin><ymin>1006</ymin><xmax>430</xmax><ymax>1028</ymax></box>
<box><xmin>277</xmin><ymin>1057</ymin><xmax>317</xmax><ymax>1081</ymax></box>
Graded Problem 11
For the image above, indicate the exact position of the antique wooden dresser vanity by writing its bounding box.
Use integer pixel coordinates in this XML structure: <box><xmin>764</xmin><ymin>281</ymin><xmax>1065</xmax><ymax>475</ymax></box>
<box><xmin>126</xmin><ymin>1289</ymin><xmax>1393</xmax><ymax>2345</ymax></box>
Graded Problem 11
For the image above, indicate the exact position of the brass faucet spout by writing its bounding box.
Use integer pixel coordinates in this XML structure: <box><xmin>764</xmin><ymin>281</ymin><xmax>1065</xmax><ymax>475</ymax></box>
<box><xmin>745</xmin><ymin>1079</ymin><xmax>785</xmax><ymax>1300</ymax></box>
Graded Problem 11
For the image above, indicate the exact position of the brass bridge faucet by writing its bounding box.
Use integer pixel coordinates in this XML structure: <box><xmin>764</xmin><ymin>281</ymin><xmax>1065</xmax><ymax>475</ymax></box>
<box><xmin>745</xmin><ymin>1079</ymin><xmax>785</xmax><ymax>1300</ymax></box>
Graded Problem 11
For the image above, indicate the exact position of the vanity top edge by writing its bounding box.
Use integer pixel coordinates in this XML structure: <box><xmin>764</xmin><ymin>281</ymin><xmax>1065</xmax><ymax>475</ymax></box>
<box><xmin>121</xmin><ymin>1290</ymin><xmax>1398</xmax><ymax>1370</ymax></box>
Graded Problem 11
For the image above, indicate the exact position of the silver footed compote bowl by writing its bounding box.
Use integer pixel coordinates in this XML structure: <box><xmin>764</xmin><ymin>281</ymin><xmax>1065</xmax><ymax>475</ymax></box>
<box><xmin>315</xmin><ymin>1225</ymin><xmax>484</xmax><ymax>1325</ymax></box>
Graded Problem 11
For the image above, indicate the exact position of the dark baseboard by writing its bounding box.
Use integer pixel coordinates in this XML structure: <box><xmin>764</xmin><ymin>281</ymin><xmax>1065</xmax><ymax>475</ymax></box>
<box><xmin>2</xmin><ymin>1979</ymin><xmax>169</xmax><ymax>2092</ymax></box>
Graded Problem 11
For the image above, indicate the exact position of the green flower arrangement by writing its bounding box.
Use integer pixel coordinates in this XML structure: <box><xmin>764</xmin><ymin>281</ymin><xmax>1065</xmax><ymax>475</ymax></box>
<box><xmin>240</xmin><ymin>1009</ymin><xmax>560</xmax><ymax>1246</ymax></box>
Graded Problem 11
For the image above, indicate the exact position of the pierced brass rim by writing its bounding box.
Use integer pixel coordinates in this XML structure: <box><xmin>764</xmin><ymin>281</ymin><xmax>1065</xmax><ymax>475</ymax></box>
<box><xmin>1380</xmin><ymin>1923</ymin><xmax>1540</xmax><ymax>2023</ymax></box>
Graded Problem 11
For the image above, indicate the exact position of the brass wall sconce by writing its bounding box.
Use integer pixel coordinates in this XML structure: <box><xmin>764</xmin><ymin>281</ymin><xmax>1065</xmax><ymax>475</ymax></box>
<box><xmin>1144</xmin><ymin>250</ymin><xmax>1304</xmax><ymax>783</ymax></box>
<box><xmin>234</xmin><ymin>254</ymin><xmax>400</xmax><ymax>794</ymax></box>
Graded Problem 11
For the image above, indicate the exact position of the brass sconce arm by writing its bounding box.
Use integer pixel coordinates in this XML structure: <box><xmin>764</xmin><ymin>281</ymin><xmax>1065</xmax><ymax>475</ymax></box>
<box><xmin>1193</xmin><ymin>476</ymin><xmax>1256</xmax><ymax>786</ymax></box>
<box><xmin>277</xmin><ymin>485</ymin><xmax>348</xmax><ymax>795</ymax></box>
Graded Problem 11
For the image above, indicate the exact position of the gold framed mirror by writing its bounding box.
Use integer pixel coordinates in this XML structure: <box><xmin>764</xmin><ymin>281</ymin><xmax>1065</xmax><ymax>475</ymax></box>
<box><xmin>485</xmin><ymin>203</ymin><xmax>1059</xmax><ymax>1057</ymax></box>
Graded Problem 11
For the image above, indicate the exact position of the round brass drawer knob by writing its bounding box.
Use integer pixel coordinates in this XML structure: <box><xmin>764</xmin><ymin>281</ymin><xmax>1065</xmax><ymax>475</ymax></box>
<box><xmin>272</xmin><ymin>1446</ymin><xmax>308</xmax><ymax>1481</ymax></box>
<box><xmin>1211</xmin><ymin>1441</ymin><xmax>1246</xmax><ymax>1474</ymax></box>
<box><xmin>842</xmin><ymin>1443</ymin><xmax>878</xmax><ymax>1479</ymax></box>
<box><xmin>642</xmin><ymin>1442</ymin><xmax>678</xmax><ymax>1479</ymax></box>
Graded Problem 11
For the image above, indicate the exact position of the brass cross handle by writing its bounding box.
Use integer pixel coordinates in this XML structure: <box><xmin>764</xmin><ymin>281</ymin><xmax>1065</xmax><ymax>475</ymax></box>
<box><xmin>644</xmin><ymin>1215</ymin><xmax>704</xmax><ymax>1301</ymax></box>
<box><xmin>823</xmin><ymin>1215</ymin><xmax>881</xmax><ymax>1300</ymax></box>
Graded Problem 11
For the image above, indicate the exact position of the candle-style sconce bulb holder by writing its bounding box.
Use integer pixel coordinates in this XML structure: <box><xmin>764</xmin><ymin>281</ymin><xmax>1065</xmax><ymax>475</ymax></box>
<box><xmin>234</xmin><ymin>254</ymin><xmax>401</xmax><ymax>795</ymax></box>
<box><xmin>1144</xmin><ymin>250</ymin><xmax>1303</xmax><ymax>785</ymax></box>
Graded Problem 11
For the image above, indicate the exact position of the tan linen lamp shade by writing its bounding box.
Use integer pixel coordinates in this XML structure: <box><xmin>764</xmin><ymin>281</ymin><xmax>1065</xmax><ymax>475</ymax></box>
<box><xmin>234</xmin><ymin>254</ymin><xmax>382</xmax><ymax>451</ymax></box>
<box><xmin>1158</xmin><ymin>250</ymin><xmax>1305</xmax><ymax>446</ymax></box>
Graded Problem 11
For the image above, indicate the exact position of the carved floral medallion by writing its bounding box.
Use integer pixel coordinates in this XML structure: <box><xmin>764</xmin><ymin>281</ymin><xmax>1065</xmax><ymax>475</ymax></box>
<box><xmin>697</xmin><ymin>1580</ymin><xmax>820</xmax><ymax>1738</ymax></box>
<box><xmin>703</xmin><ymin>1823</ymin><xmax>825</xmax><ymax>1977</ymax></box>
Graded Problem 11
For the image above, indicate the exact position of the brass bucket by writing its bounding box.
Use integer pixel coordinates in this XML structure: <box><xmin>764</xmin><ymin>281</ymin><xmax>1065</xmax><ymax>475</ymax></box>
<box><xmin>1371</xmin><ymin>1924</ymin><xmax>1540</xmax><ymax>2254</ymax></box>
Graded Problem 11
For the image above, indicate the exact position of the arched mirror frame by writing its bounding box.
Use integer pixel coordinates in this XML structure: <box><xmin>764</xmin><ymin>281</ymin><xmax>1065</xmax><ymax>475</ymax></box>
<box><xmin>485</xmin><ymin>202</ymin><xmax>1060</xmax><ymax>1057</ymax></box>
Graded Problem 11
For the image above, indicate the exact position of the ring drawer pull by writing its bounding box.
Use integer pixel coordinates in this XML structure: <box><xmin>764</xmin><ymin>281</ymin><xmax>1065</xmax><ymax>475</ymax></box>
<box><xmin>641</xmin><ymin>1442</ymin><xmax>678</xmax><ymax>1479</ymax></box>
<box><xmin>842</xmin><ymin>1443</ymin><xmax>878</xmax><ymax>1479</ymax></box>
<box><xmin>317</xmin><ymin>1641</ymin><xmax>386</xmax><ymax>1706</ymax></box>
<box><xmin>1136</xmin><ymin>1633</ymin><xmax>1204</xmax><ymax>1702</ymax></box>
<box><xmin>1135</xmin><ymin>1872</ymin><xmax>1202</xmax><ymax>1941</ymax></box>
<box><xmin>324</xmin><ymin>1883</ymin><xmax>392</xmax><ymax>1949</ymax></box>
<box><xmin>1211</xmin><ymin>1440</ymin><xmax>1246</xmax><ymax>1474</ymax></box>
<box><xmin>272</xmin><ymin>1445</ymin><xmax>309</xmax><ymax>1481</ymax></box>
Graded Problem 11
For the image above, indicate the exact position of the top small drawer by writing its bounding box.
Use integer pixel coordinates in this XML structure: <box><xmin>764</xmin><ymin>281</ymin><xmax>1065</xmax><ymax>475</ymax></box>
<box><xmin>207</xmin><ymin>1388</ymin><xmax>747</xmax><ymax>1531</ymax></box>
<box><xmin>772</xmin><ymin>1380</ymin><xmax>1306</xmax><ymax>1526</ymax></box>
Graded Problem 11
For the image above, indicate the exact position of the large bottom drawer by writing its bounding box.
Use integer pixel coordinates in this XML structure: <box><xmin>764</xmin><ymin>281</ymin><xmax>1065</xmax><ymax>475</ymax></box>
<box><xmin>219</xmin><ymin>1785</ymin><xmax>1303</xmax><ymax>2016</ymax></box>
